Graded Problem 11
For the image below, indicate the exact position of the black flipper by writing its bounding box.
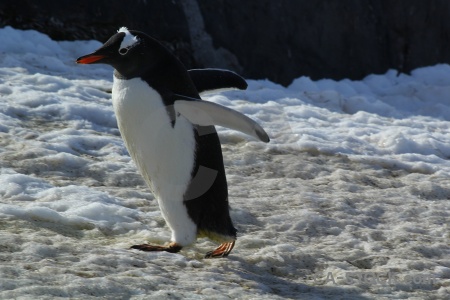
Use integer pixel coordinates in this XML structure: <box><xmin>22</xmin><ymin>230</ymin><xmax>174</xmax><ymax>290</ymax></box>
<box><xmin>188</xmin><ymin>68</ymin><xmax>248</xmax><ymax>93</ymax></box>
<box><xmin>173</xmin><ymin>93</ymin><xmax>270</xmax><ymax>143</ymax></box>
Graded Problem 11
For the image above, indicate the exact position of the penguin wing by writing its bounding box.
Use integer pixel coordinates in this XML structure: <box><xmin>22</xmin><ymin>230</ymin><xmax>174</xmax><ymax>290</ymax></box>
<box><xmin>174</xmin><ymin>94</ymin><xmax>269</xmax><ymax>143</ymax></box>
<box><xmin>188</xmin><ymin>69</ymin><xmax>247</xmax><ymax>94</ymax></box>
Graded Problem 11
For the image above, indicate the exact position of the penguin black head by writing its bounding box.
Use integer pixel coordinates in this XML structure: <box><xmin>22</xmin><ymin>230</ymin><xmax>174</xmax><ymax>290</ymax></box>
<box><xmin>77</xmin><ymin>27</ymin><xmax>170</xmax><ymax>79</ymax></box>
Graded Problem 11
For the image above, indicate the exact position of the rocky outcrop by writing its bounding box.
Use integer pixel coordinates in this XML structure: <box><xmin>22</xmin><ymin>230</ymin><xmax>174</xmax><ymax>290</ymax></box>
<box><xmin>1</xmin><ymin>0</ymin><xmax>450</xmax><ymax>85</ymax></box>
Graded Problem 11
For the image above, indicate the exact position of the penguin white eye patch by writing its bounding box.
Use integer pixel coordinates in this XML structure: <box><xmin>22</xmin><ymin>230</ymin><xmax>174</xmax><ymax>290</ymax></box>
<box><xmin>118</xmin><ymin>27</ymin><xmax>139</xmax><ymax>55</ymax></box>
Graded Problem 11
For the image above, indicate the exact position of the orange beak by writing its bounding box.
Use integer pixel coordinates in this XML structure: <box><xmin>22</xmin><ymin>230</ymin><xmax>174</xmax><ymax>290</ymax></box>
<box><xmin>76</xmin><ymin>55</ymin><xmax>106</xmax><ymax>64</ymax></box>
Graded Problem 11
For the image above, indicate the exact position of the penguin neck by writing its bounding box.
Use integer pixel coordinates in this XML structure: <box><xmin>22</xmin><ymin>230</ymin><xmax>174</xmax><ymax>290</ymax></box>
<box><xmin>114</xmin><ymin>69</ymin><xmax>149</xmax><ymax>81</ymax></box>
<box><xmin>114</xmin><ymin>70</ymin><xmax>129</xmax><ymax>80</ymax></box>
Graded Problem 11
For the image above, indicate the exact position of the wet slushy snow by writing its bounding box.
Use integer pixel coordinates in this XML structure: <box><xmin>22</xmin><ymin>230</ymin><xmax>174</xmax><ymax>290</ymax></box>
<box><xmin>0</xmin><ymin>27</ymin><xmax>449</xmax><ymax>299</ymax></box>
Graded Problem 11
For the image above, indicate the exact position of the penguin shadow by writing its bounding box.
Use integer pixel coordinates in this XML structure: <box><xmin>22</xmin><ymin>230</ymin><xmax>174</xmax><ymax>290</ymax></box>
<box><xmin>209</xmin><ymin>209</ymin><xmax>370</xmax><ymax>298</ymax></box>
<box><xmin>223</xmin><ymin>255</ymin><xmax>371</xmax><ymax>299</ymax></box>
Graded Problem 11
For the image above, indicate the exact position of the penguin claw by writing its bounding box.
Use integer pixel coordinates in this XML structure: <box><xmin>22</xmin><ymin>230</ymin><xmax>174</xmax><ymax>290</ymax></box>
<box><xmin>204</xmin><ymin>241</ymin><xmax>235</xmax><ymax>258</ymax></box>
<box><xmin>130</xmin><ymin>242</ymin><xmax>182</xmax><ymax>253</ymax></box>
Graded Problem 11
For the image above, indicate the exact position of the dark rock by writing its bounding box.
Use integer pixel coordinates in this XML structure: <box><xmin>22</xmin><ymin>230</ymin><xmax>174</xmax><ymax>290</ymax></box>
<box><xmin>197</xmin><ymin>0</ymin><xmax>450</xmax><ymax>85</ymax></box>
<box><xmin>1</xmin><ymin>0</ymin><xmax>450</xmax><ymax>86</ymax></box>
<box><xmin>0</xmin><ymin>0</ymin><xmax>197</xmax><ymax>68</ymax></box>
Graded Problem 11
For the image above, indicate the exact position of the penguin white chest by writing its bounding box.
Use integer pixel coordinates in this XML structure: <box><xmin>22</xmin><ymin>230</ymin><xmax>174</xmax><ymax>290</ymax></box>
<box><xmin>112</xmin><ymin>77</ymin><xmax>197</xmax><ymax>245</ymax></box>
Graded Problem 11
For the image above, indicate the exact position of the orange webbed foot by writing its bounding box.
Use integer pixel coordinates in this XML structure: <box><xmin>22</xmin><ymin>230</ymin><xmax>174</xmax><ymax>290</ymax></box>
<box><xmin>204</xmin><ymin>241</ymin><xmax>235</xmax><ymax>258</ymax></box>
<box><xmin>131</xmin><ymin>242</ymin><xmax>182</xmax><ymax>253</ymax></box>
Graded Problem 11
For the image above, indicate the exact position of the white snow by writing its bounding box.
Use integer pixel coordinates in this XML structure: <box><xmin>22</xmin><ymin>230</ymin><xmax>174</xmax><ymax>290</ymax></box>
<box><xmin>0</xmin><ymin>26</ymin><xmax>448</xmax><ymax>299</ymax></box>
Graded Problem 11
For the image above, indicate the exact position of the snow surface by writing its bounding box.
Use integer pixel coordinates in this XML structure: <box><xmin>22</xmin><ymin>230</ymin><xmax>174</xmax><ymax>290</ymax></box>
<box><xmin>0</xmin><ymin>26</ymin><xmax>449</xmax><ymax>299</ymax></box>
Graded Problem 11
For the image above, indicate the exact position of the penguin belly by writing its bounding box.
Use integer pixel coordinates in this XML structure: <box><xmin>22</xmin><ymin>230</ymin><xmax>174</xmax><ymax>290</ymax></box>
<box><xmin>112</xmin><ymin>77</ymin><xmax>197</xmax><ymax>246</ymax></box>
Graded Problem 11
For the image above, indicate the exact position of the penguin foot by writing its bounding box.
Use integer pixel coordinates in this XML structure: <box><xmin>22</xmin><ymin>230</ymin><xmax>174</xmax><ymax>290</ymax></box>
<box><xmin>204</xmin><ymin>241</ymin><xmax>235</xmax><ymax>258</ymax></box>
<box><xmin>130</xmin><ymin>242</ymin><xmax>182</xmax><ymax>253</ymax></box>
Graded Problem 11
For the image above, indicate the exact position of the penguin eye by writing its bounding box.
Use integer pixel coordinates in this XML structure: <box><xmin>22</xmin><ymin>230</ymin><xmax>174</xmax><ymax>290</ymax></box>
<box><xmin>119</xmin><ymin>48</ymin><xmax>128</xmax><ymax>55</ymax></box>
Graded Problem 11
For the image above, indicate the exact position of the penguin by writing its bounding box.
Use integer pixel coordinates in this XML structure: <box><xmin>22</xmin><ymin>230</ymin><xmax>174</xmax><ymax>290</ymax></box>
<box><xmin>76</xmin><ymin>27</ymin><xmax>269</xmax><ymax>258</ymax></box>
<box><xmin>187</xmin><ymin>68</ymin><xmax>248</xmax><ymax>93</ymax></box>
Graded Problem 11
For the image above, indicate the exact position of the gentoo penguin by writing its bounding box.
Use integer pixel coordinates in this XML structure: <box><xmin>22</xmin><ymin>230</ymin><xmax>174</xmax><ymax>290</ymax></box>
<box><xmin>77</xmin><ymin>27</ymin><xmax>269</xmax><ymax>258</ymax></box>
<box><xmin>187</xmin><ymin>68</ymin><xmax>248</xmax><ymax>93</ymax></box>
